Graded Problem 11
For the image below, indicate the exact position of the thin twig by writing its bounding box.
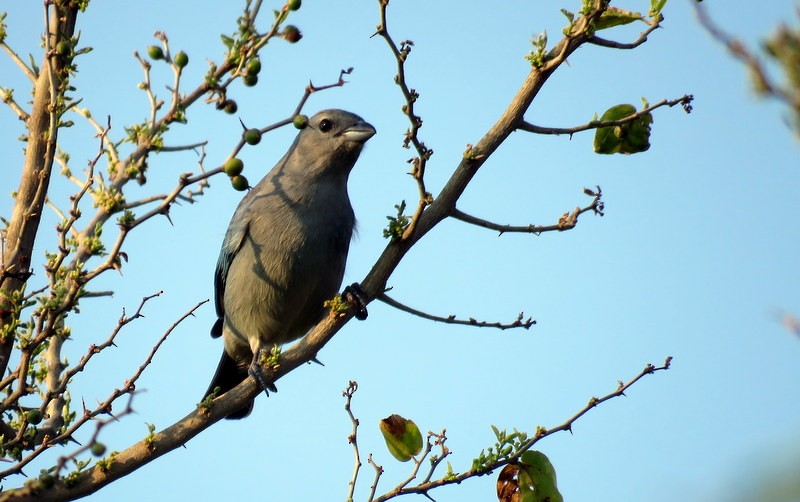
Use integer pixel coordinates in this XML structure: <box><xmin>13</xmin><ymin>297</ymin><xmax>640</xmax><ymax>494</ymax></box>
<box><xmin>367</xmin><ymin>454</ymin><xmax>384</xmax><ymax>502</ymax></box>
<box><xmin>374</xmin><ymin>1</ymin><xmax>432</xmax><ymax>240</ymax></box>
<box><xmin>0</xmin><ymin>43</ymin><xmax>37</xmax><ymax>81</ymax></box>
<box><xmin>378</xmin><ymin>293</ymin><xmax>536</xmax><ymax>330</ymax></box>
<box><xmin>344</xmin><ymin>381</ymin><xmax>361</xmax><ymax>502</ymax></box>
<box><xmin>587</xmin><ymin>20</ymin><xmax>662</xmax><ymax>50</ymax></box>
<box><xmin>451</xmin><ymin>186</ymin><xmax>604</xmax><ymax>235</ymax></box>
<box><xmin>518</xmin><ymin>95</ymin><xmax>693</xmax><ymax>136</ymax></box>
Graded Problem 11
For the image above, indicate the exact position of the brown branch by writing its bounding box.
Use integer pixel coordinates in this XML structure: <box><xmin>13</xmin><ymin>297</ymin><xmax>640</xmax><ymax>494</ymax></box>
<box><xmin>0</xmin><ymin>0</ymin><xmax>79</xmax><ymax>389</ymax></box>
<box><xmin>0</xmin><ymin>42</ymin><xmax>37</xmax><ymax>82</ymax></box>
<box><xmin>0</xmin><ymin>298</ymin><xmax>205</xmax><ymax>484</ymax></box>
<box><xmin>344</xmin><ymin>381</ymin><xmax>362</xmax><ymax>502</ymax></box>
<box><xmin>357</xmin><ymin>2</ymin><xmax>612</xmax><ymax>308</ymax></box>
<box><xmin>518</xmin><ymin>95</ymin><xmax>693</xmax><ymax>136</ymax></box>
<box><xmin>452</xmin><ymin>186</ymin><xmax>604</xmax><ymax>236</ymax></box>
<box><xmin>378</xmin><ymin>293</ymin><xmax>535</xmax><ymax>330</ymax></box>
<box><xmin>374</xmin><ymin>1</ymin><xmax>432</xmax><ymax>240</ymax></box>
<box><xmin>587</xmin><ymin>19</ymin><xmax>662</xmax><ymax>49</ymax></box>
<box><xmin>293</xmin><ymin>67</ymin><xmax>353</xmax><ymax>116</ymax></box>
<box><xmin>0</xmin><ymin>90</ymin><xmax>30</xmax><ymax>121</ymax></box>
<box><xmin>367</xmin><ymin>454</ymin><xmax>384</xmax><ymax>502</ymax></box>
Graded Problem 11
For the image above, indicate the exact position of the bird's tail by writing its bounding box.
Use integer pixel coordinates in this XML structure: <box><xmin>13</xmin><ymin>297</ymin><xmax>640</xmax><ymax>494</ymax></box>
<box><xmin>204</xmin><ymin>351</ymin><xmax>252</xmax><ymax>419</ymax></box>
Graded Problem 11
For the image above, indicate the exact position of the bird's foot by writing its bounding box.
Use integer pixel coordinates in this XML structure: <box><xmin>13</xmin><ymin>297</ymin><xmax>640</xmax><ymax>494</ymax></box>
<box><xmin>249</xmin><ymin>348</ymin><xmax>278</xmax><ymax>396</ymax></box>
<box><xmin>343</xmin><ymin>282</ymin><xmax>369</xmax><ymax>320</ymax></box>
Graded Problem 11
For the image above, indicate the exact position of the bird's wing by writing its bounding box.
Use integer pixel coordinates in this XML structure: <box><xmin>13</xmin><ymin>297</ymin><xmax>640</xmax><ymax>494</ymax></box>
<box><xmin>211</xmin><ymin>202</ymin><xmax>252</xmax><ymax>338</ymax></box>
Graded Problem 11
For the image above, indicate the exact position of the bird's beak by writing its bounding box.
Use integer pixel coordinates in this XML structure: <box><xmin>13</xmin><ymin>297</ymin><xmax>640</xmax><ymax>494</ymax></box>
<box><xmin>341</xmin><ymin>122</ymin><xmax>376</xmax><ymax>143</ymax></box>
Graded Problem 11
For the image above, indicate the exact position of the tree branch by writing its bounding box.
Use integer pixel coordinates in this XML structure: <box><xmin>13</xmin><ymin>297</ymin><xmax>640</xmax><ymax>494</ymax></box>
<box><xmin>518</xmin><ymin>95</ymin><xmax>693</xmax><ymax>136</ymax></box>
<box><xmin>587</xmin><ymin>19</ymin><xmax>662</xmax><ymax>50</ymax></box>
<box><xmin>374</xmin><ymin>1</ymin><xmax>432</xmax><ymax>240</ymax></box>
<box><xmin>378</xmin><ymin>293</ymin><xmax>535</xmax><ymax>330</ymax></box>
<box><xmin>0</xmin><ymin>1</ymin><xmax>79</xmax><ymax>381</ymax></box>
<box><xmin>0</xmin><ymin>42</ymin><xmax>37</xmax><ymax>82</ymax></box>
<box><xmin>451</xmin><ymin>186</ymin><xmax>604</xmax><ymax>235</ymax></box>
<box><xmin>371</xmin><ymin>357</ymin><xmax>673</xmax><ymax>501</ymax></box>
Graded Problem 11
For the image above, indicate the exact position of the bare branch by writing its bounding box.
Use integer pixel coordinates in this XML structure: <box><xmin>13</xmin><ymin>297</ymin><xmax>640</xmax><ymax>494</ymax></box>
<box><xmin>0</xmin><ymin>42</ymin><xmax>37</xmax><ymax>81</ymax></box>
<box><xmin>451</xmin><ymin>186</ymin><xmax>604</xmax><ymax>235</ymax></box>
<box><xmin>378</xmin><ymin>293</ymin><xmax>535</xmax><ymax>331</ymax></box>
<box><xmin>0</xmin><ymin>297</ymin><xmax>205</xmax><ymax>483</ymax></box>
<box><xmin>293</xmin><ymin>67</ymin><xmax>353</xmax><ymax>116</ymax></box>
<box><xmin>156</xmin><ymin>141</ymin><xmax>208</xmax><ymax>152</ymax></box>
<box><xmin>374</xmin><ymin>1</ymin><xmax>432</xmax><ymax>240</ymax></box>
<box><xmin>344</xmin><ymin>381</ymin><xmax>362</xmax><ymax>502</ymax></box>
<box><xmin>0</xmin><ymin>89</ymin><xmax>30</xmax><ymax>121</ymax></box>
<box><xmin>587</xmin><ymin>20</ymin><xmax>662</xmax><ymax>50</ymax></box>
<box><xmin>518</xmin><ymin>95</ymin><xmax>693</xmax><ymax>136</ymax></box>
<box><xmin>367</xmin><ymin>454</ymin><xmax>384</xmax><ymax>502</ymax></box>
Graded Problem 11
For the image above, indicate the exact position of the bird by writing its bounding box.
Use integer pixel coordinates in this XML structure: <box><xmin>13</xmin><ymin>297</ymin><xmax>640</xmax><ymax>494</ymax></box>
<box><xmin>205</xmin><ymin>109</ymin><xmax>375</xmax><ymax>419</ymax></box>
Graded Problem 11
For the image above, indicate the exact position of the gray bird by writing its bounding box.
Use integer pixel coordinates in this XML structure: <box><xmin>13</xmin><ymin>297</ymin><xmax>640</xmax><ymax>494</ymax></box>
<box><xmin>205</xmin><ymin>109</ymin><xmax>375</xmax><ymax>419</ymax></box>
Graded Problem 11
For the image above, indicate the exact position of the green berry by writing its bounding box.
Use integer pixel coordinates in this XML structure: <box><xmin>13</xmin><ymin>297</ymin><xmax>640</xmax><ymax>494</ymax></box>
<box><xmin>56</xmin><ymin>41</ymin><xmax>70</xmax><ymax>57</ymax></box>
<box><xmin>26</xmin><ymin>409</ymin><xmax>42</xmax><ymax>425</ymax></box>
<box><xmin>173</xmin><ymin>51</ymin><xmax>189</xmax><ymax>68</ymax></box>
<box><xmin>247</xmin><ymin>57</ymin><xmax>262</xmax><ymax>75</ymax></box>
<box><xmin>147</xmin><ymin>45</ymin><xmax>164</xmax><ymax>60</ymax></box>
<box><xmin>222</xmin><ymin>100</ymin><xmax>238</xmax><ymax>114</ymax></box>
<box><xmin>90</xmin><ymin>442</ymin><xmax>107</xmax><ymax>457</ymax></box>
<box><xmin>242</xmin><ymin>73</ymin><xmax>258</xmax><ymax>87</ymax></box>
<box><xmin>287</xmin><ymin>0</ymin><xmax>301</xmax><ymax>11</ymax></box>
<box><xmin>292</xmin><ymin>114</ymin><xmax>309</xmax><ymax>129</ymax></box>
<box><xmin>283</xmin><ymin>25</ymin><xmax>302</xmax><ymax>43</ymax></box>
<box><xmin>231</xmin><ymin>175</ymin><xmax>249</xmax><ymax>191</ymax></box>
<box><xmin>244</xmin><ymin>129</ymin><xmax>262</xmax><ymax>145</ymax></box>
<box><xmin>224</xmin><ymin>158</ymin><xmax>244</xmax><ymax>177</ymax></box>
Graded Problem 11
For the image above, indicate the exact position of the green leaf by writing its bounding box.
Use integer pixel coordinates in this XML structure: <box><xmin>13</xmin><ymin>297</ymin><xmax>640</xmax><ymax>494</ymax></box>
<box><xmin>649</xmin><ymin>0</ymin><xmax>668</xmax><ymax>16</ymax></box>
<box><xmin>593</xmin><ymin>104</ymin><xmax>653</xmax><ymax>155</ymax></box>
<box><xmin>220</xmin><ymin>34</ymin><xmax>234</xmax><ymax>49</ymax></box>
<box><xmin>519</xmin><ymin>451</ymin><xmax>564</xmax><ymax>502</ymax></box>
<box><xmin>594</xmin><ymin>7</ymin><xmax>644</xmax><ymax>31</ymax></box>
<box><xmin>379</xmin><ymin>414</ymin><xmax>423</xmax><ymax>462</ymax></box>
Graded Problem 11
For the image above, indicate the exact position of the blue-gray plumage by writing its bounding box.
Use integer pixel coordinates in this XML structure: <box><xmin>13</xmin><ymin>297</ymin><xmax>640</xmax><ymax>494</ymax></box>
<box><xmin>206</xmin><ymin>109</ymin><xmax>375</xmax><ymax>419</ymax></box>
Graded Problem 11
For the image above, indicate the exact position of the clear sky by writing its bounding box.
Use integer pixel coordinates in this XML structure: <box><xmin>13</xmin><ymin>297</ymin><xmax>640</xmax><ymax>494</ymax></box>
<box><xmin>1</xmin><ymin>1</ymin><xmax>799</xmax><ymax>501</ymax></box>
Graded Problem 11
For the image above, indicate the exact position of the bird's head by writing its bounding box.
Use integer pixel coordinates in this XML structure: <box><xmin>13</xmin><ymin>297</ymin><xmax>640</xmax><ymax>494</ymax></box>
<box><xmin>292</xmin><ymin>109</ymin><xmax>376</xmax><ymax>177</ymax></box>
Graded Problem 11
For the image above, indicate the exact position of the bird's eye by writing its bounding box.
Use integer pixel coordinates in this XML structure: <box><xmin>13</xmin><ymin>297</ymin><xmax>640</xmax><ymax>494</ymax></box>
<box><xmin>319</xmin><ymin>118</ymin><xmax>333</xmax><ymax>132</ymax></box>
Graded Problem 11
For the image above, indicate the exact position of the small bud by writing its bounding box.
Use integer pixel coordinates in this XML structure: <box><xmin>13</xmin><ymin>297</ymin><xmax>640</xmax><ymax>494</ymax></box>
<box><xmin>173</xmin><ymin>51</ymin><xmax>189</xmax><ymax>68</ymax></box>
<box><xmin>231</xmin><ymin>175</ymin><xmax>250</xmax><ymax>191</ymax></box>
<box><xmin>282</xmin><ymin>25</ymin><xmax>302</xmax><ymax>43</ymax></box>
<box><xmin>287</xmin><ymin>0</ymin><xmax>301</xmax><ymax>11</ymax></box>
<box><xmin>147</xmin><ymin>45</ymin><xmax>164</xmax><ymax>60</ymax></box>
<box><xmin>224</xmin><ymin>158</ymin><xmax>244</xmax><ymax>177</ymax></box>
<box><xmin>244</xmin><ymin>129</ymin><xmax>262</xmax><ymax>145</ymax></box>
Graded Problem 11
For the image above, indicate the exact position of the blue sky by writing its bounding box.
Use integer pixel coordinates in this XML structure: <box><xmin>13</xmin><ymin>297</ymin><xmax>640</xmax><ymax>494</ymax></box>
<box><xmin>1</xmin><ymin>1</ymin><xmax>799</xmax><ymax>501</ymax></box>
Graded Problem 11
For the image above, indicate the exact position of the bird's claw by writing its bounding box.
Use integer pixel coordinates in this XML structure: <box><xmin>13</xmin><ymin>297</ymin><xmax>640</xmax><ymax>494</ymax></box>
<box><xmin>343</xmin><ymin>282</ymin><xmax>369</xmax><ymax>320</ymax></box>
<box><xmin>249</xmin><ymin>348</ymin><xmax>278</xmax><ymax>396</ymax></box>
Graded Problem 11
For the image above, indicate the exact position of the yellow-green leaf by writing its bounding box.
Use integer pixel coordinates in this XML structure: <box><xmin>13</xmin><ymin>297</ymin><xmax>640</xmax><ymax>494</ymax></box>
<box><xmin>379</xmin><ymin>414</ymin><xmax>423</xmax><ymax>462</ymax></box>
<box><xmin>594</xmin><ymin>7</ymin><xmax>644</xmax><ymax>31</ymax></box>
